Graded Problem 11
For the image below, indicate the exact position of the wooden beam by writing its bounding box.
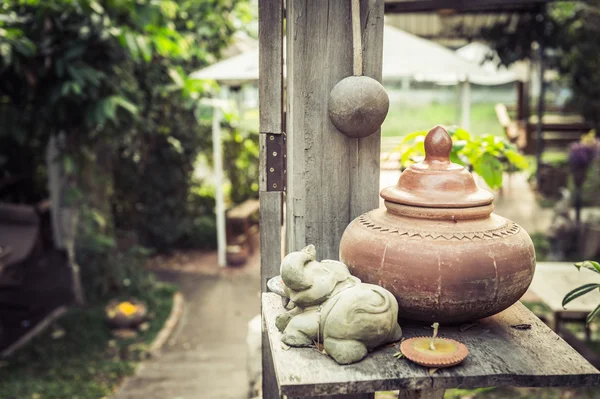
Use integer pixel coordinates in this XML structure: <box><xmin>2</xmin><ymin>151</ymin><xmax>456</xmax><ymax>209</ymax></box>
<box><xmin>385</xmin><ymin>0</ymin><xmax>554</xmax><ymax>14</ymax></box>
<box><xmin>258</xmin><ymin>0</ymin><xmax>284</xmax><ymax>285</ymax></box>
<box><xmin>259</xmin><ymin>0</ymin><xmax>284</xmax><ymax>134</ymax></box>
<box><xmin>259</xmin><ymin>0</ymin><xmax>284</xmax><ymax>397</ymax></box>
<box><xmin>286</xmin><ymin>0</ymin><xmax>384</xmax><ymax>261</ymax></box>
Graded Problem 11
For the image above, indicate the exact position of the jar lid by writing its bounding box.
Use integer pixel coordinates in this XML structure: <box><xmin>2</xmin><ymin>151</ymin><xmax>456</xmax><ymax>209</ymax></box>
<box><xmin>380</xmin><ymin>125</ymin><xmax>494</xmax><ymax>208</ymax></box>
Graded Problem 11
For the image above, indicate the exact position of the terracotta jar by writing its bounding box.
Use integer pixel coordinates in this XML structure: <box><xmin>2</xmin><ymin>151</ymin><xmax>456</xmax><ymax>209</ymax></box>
<box><xmin>339</xmin><ymin>126</ymin><xmax>535</xmax><ymax>324</ymax></box>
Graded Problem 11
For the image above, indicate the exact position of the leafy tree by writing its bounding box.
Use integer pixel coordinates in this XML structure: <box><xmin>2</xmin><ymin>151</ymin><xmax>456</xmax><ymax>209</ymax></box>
<box><xmin>481</xmin><ymin>2</ymin><xmax>600</xmax><ymax>133</ymax></box>
<box><xmin>0</xmin><ymin>0</ymin><xmax>251</xmax><ymax>300</ymax></box>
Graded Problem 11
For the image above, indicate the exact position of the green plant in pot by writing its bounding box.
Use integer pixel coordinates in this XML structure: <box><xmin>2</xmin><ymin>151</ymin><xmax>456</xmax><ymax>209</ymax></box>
<box><xmin>394</xmin><ymin>126</ymin><xmax>528</xmax><ymax>190</ymax></box>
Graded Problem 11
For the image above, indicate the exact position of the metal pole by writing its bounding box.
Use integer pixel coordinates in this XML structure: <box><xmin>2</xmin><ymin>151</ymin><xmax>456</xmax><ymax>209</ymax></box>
<box><xmin>535</xmin><ymin>34</ymin><xmax>546</xmax><ymax>188</ymax></box>
<box><xmin>460</xmin><ymin>79</ymin><xmax>471</xmax><ymax>131</ymax></box>
<box><xmin>213</xmin><ymin>87</ymin><xmax>228</xmax><ymax>267</ymax></box>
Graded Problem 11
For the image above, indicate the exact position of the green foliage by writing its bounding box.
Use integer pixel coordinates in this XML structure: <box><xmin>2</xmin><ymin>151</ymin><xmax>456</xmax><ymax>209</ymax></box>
<box><xmin>77</xmin><ymin>204</ymin><xmax>159</xmax><ymax>302</ymax></box>
<box><xmin>0</xmin><ymin>283</ymin><xmax>176</xmax><ymax>399</ymax></box>
<box><xmin>530</xmin><ymin>232</ymin><xmax>551</xmax><ymax>261</ymax></box>
<box><xmin>381</xmin><ymin>102</ymin><xmax>505</xmax><ymax>138</ymax></box>
<box><xmin>0</xmin><ymin>0</ymin><xmax>255</xmax><ymax>297</ymax></box>
<box><xmin>395</xmin><ymin>126</ymin><xmax>528</xmax><ymax>190</ymax></box>
<box><xmin>222</xmin><ymin>124</ymin><xmax>259</xmax><ymax>205</ymax></box>
<box><xmin>563</xmin><ymin>261</ymin><xmax>600</xmax><ymax>325</ymax></box>
<box><xmin>482</xmin><ymin>2</ymin><xmax>600</xmax><ymax>132</ymax></box>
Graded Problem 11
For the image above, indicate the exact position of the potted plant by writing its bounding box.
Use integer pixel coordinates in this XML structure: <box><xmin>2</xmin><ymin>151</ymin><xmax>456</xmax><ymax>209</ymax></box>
<box><xmin>105</xmin><ymin>298</ymin><xmax>147</xmax><ymax>329</ymax></box>
<box><xmin>394</xmin><ymin>126</ymin><xmax>528</xmax><ymax>190</ymax></box>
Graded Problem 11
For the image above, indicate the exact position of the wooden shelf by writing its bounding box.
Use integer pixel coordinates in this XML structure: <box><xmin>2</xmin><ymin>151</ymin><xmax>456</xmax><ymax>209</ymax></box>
<box><xmin>263</xmin><ymin>293</ymin><xmax>600</xmax><ymax>398</ymax></box>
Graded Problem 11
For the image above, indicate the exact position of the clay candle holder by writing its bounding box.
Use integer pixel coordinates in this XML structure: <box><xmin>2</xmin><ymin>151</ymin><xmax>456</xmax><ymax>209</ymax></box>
<box><xmin>105</xmin><ymin>299</ymin><xmax>147</xmax><ymax>329</ymax></box>
<box><xmin>401</xmin><ymin>323</ymin><xmax>468</xmax><ymax>368</ymax></box>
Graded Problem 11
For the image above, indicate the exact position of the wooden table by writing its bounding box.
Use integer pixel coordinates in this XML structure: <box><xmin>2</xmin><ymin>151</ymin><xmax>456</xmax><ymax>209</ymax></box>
<box><xmin>529</xmin><ymin>262</ymin><xmax>600</xmax><ymax>337</ymax></box>
<box><xmin>262</xmin><ymin>293</ymin><xmax>600</xmax><ymax>399</ymax></box>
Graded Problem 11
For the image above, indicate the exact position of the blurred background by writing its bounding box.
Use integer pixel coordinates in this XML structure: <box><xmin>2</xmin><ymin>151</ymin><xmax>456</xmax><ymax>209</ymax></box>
<box><xmin>1</xmin><ymin>1</ymin><xmax>600</xmax><ymax>398</ymax></box>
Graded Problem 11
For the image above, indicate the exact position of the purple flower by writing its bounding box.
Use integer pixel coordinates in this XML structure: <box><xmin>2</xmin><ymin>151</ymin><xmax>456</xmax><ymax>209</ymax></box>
<box><xmin>568</xmin><ymin>143</ymin><xmax>596</xmax><ymax>169</ymax></box>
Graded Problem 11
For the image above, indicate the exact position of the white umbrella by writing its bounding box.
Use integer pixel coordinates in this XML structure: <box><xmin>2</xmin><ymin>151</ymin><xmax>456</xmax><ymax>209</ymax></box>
<box><xmin>455</xmin><ymin>42</ymin><xmax>527</xmax><ymax>85</ymax></box>
<box><xmin>381</xmin><ymin>26</ymin><xmax>484</xmax><ymax>84</ymax></box>
<box><xmin>190</xmin><ymin>47</ymin><xmax>259</xmax><ymax>84</ymax></box>
<box><xmin>191</xmin><ymin>26</ymin><xmax>497</xmax><ymax>84</ymax></box>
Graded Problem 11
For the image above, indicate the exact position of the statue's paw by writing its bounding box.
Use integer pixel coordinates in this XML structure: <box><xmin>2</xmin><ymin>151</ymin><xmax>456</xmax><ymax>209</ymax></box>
<box><xmin>281</xmin><ymin>331</ymin><xmax>313</xmax><ymax>347</ymax></box>
<box><xmin>323</xmin><ymin>338</ymin><xmax>368</xmax><ymax>365</ymax></box>
<box><xmin>391</xmin><ymin>323</ymin><xmax>403</xmax><ymax>342</ymax></box>
<box><xmin>276</xmin><ymin>312</ymin><xmax>293</xmax><ymax>332</ymax></box>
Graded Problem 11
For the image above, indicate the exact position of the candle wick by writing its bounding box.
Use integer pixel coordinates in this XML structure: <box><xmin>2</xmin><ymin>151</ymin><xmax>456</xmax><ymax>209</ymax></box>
<box><xmin>429</xmin><ymin>322</ymin><xmax>439</xmax><ymax>351</ymax></box>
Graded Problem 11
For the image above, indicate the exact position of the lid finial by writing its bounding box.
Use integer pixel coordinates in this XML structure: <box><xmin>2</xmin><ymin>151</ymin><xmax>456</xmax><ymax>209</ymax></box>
<box><xmin>379</xmin><ymin>124</ymin><xmax>495</xmax><ymax>208</ymax></box>
<box><xmin>424</xmin><ymin>125</ymin><xmax>452</xmax><ymax>163</ymax></box>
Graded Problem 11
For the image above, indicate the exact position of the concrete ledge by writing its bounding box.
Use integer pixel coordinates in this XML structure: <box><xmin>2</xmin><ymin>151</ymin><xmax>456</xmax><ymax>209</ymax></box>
<box><xmin>1</xmin><ymin>305</ymin><xmax>68</xmax><ymax>358</ymax></box>
<box><xmin>149</xmin><ymin>291</ymin><xmax>185</xmax><ymax>356</ymax></box>
<box><xmin>111</xmin><ymin>291</ymin><xmax>185</xmax><ymax>399</ymax></box>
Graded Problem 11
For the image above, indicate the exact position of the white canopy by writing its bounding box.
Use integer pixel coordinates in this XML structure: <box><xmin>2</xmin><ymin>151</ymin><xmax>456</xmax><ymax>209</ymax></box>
<box><xmin>455</xmin><ymin>42</ymin><xmax>528</xmax><ymax>85</ymax></box>
<box><xmin>382</xmin><ymin>26</ymin><xmax>483</xmax><ymax>84</ymax></box>
<box><xmin>191</xmin><ymin>26</ymin><xmax>513</xmax><ymax>85</ymax></box>
<box><xmin>191</xmin><ymin>46</ymin><xmax>259</xmax><ymax>85</ymax></box>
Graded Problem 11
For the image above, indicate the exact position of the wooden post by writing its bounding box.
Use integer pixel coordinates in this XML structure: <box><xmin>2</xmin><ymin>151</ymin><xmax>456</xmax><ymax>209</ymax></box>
<box><xmin>286</xmin><ymin>0</ymin><xmax>384</xmax><ymax>260</ymax></box>
<box><xmin>516</xmin><ymin>80</ymin><xmax>525</xmax><ymax>122</ymax></box>
<box><xmin>535</xmin><ymin>37</ymin><xmax>546</xmax><ymax>188</ymax></box>
<box><xmin>259</xmin><ymin>0</ymin><xmax>284</xmax><ymax>397</ymax></box>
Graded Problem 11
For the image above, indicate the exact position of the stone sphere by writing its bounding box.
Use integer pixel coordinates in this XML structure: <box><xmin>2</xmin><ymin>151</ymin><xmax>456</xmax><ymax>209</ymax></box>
<box><xmin>328</xmin><ymin>75</ymin><xmax>389</xmax><ymax>138</ymax></box>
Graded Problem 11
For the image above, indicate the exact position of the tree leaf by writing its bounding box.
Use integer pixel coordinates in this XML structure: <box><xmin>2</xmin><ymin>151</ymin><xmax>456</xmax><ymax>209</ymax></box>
<box><xmin>504</xmin><ymin>149</ymin><xmax>528</xmax><ymax>170</ymax></box>
<box><xmin>575</xmin><ymin>261</ymin><xmax>600</xmax><ymax>274</ymax></box>
<box><xmin>136</xmin><ymin>35</ymin><xmax>152</xmax><ymax>62</ymax></box>
<box><xmin>474</xmin><ymin>153</ymin><xmax>503</xmax><ymax>189</ymax></box>
<box><xmin>89</xmin><ymin>1</ymin><xmax>104</xmax><ymax>14</ymax></box>
<box><xmin>168</xmin><ymin>68</ymin><xmax>184</xmax><ymax>87</ymax></box>
<box><xmin>124</xmin><ymin>32</ymin><xmax>139</xmax><ymax>61</ymax></box>
<box><xmin>452</xmin><ymin>127</ymin><xmax>471</xmax><ymax>140</ymax></box>
<box><xmin>112</xmin><ymin>96</ymin><xmax>138</xmax><ymax>116</ymax></box>
<box><xmin>562</xmin><ymin>283</ymin><xmax>600</xmax><ymax>308</ymax></box>
<box><xmin>401</xmin><ymin>130</ymin><xmax>428</xmax><ymax>144</ymax></box>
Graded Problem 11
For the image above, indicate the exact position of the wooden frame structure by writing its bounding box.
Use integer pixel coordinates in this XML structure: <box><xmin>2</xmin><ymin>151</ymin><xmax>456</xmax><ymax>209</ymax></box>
<box><xmin>258</xmin><ymin>1</ymin><xmax>600</xmax><ymax>398</ymax></box>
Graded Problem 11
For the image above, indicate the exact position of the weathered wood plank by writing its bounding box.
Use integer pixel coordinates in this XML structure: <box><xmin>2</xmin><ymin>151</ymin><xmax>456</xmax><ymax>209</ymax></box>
<box><xmin>286</xmin><ymin>0</ymin><xmax>384</xmax><ymax>260</ymax></box>
<box><xmin>262</xmin><ymin>293</ymin><xmax>600</xmax><ymax>397</ymax></box>
<box><xmin>258</xmin><ymin>0</ymin><xmax>284</xmax><ymax>133</ymax></box>
<box><xmin>351</xmin><ymin>0</ymin><xmax>384</xmax><ymax>220</ymax></box>
<box><xmin>397</xmin><ymin>390</ymin><xmax>444</xmax><ymax>399</ymax></box>
<box><xmin>291</xmin><ymin>394</ymin><xmax>374</xmax><ymax>399</ymax></box>
<box><xmin>260</xmin><ymin>192</ymin><xmax>283</xmax><ymax>291</ymax></box>
<box><xmin>259</xmin><ymin>0</ymin><xmax>284</xmax><ymax>286</ymax></box>
<box><xmin>284</xmin><ymin>0</ymin><xmax>304</xmax><ymax>255</ymax></box>
<box><xmin>260</xmin><ymin>0</ymin><xmax>284</xmax><ymax>396</ymax></box>
<box><xmin>263</xmin><ymin>315</ymin><xmax>281</xmax><ymax>399</ymax></box>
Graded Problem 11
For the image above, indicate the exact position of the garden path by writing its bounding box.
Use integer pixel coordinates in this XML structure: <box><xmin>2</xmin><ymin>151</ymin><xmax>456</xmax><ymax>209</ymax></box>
<box><xmin>113</xmin><ymin>242</ymin><xmax>261</xmax><ymax>399</ymax></box>
<box><xmin>114</xmin><ymin>171</ymin><xmax>549</xmax><ymax>399</ymax></box>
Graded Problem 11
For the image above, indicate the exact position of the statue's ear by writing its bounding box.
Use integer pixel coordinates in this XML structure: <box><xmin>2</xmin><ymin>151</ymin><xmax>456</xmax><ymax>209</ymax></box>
<box><xmin>302</xmin><ymin>244</ymin><xmax>317</xmax><ymax>259</ymax></box>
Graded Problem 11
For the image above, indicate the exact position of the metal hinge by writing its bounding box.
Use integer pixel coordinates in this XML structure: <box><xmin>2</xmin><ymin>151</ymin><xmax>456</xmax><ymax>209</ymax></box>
<box><xmin>266</xmin><ymin>133</ymin><xmax>286</xmax><ymax>192</ymax></box>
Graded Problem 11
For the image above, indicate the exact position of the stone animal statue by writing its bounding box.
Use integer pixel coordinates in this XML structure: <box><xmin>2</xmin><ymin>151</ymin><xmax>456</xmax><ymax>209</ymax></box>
<box><xmin>273</xmin><ymin>245</ymin><xmax>402</xmax><ymax>364</ymax></box>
